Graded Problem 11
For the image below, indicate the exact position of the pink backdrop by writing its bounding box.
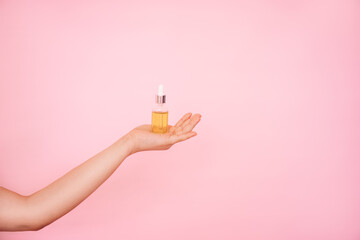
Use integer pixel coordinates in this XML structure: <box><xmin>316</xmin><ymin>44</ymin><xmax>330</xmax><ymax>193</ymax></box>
<box><xmin>1</xmin><ymin>1</ymin><xmax>360</xmax><ymax>239</ymax></box>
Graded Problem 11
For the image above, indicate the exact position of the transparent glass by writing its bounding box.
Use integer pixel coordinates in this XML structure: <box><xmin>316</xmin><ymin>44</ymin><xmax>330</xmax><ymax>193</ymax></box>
<box><xmin>151</xmin><ymin>103</ymin><xmax>168</xmax><ymax>133</ymax></box>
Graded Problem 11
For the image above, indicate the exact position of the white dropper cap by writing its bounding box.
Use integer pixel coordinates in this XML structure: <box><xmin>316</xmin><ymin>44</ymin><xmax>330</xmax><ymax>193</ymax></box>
<box><xmin>155</xmin><ymin>84</ymin><xmax>166</xmax><ymax>104</ymax></box>
<box><xmin>158</xmin><ymin>84</ymin><xmax>164</xmax><ymax>96</ymax></box>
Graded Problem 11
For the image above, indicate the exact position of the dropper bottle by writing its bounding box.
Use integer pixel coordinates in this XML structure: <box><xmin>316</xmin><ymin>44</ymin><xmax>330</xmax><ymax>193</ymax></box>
<box><xmin>151</xmin><ymin>84</ymin><xmax>168</xmax><ymax>133</ymax></box>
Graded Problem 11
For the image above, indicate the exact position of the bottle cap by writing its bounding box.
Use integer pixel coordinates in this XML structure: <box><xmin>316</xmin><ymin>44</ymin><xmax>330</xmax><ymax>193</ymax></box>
<box><xmin>155</xmin><ymin>84</ymin><xmax>166</xmax><ymax>104</ymax></box>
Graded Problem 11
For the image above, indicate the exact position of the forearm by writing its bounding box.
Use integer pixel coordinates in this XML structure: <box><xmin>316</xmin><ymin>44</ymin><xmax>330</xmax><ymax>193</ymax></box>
<box><xmin>25</xmin><ymin>134</ymin><xmax>133</xmax><ymax>230</ymax></box>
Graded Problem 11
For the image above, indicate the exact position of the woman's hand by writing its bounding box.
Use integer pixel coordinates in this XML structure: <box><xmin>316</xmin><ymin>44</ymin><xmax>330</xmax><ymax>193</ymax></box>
<box><xmin>126</xmin><ymin>112</ymin><xmax>201</xmax><ymax>154</ymax></box>
<box><xmin>0</xmin><ymin>113</ymin><xmax>201</xmax><ymax>231</ymax></box>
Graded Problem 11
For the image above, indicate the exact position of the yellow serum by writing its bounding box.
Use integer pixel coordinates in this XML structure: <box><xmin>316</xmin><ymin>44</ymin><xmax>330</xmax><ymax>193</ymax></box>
<box><xmin>151</xmin><ymin>111</ymin><xmax>168</xmax><ymax>133</ymax></box>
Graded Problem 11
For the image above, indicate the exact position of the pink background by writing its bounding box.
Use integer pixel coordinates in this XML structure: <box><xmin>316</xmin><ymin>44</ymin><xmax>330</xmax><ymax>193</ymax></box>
<box><xmin>1</xmin><ymin>0</ymin><xmax>360</xmax><ymax>239</ymax></box>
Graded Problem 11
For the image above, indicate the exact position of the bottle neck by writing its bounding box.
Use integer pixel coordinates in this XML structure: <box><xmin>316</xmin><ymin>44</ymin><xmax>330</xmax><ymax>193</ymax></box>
<box><xmin>153</xmin><ymin>102</ymin><xmax>168</xmax><ymax>111</ymax></box>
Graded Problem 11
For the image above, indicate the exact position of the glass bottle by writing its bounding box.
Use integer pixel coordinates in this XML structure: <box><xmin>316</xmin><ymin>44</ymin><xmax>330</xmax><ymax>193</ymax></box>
<box><xmin>151</xmin><ymin>84</ymin><xmax>168</xmax><ymax>133</ymax></box>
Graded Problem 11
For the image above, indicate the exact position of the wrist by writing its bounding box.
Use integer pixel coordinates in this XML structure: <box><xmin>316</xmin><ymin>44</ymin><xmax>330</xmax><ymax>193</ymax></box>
<box><xmin>117</xmin><ymin>133</ymin><xmax>136</xmax><ymax>156</ymax></box>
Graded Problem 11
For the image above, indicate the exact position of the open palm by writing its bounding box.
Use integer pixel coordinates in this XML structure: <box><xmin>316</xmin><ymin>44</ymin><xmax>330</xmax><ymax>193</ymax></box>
<box><xmin>127</xmin><ymin>112</ymin><xmax>201</xmax><ymax>154</ymax></box>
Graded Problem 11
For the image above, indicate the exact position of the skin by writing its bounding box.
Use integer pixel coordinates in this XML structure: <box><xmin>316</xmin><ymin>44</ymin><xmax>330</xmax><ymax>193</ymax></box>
<box><xmin>0</xmin><ymin>112</ymin><xmax>201</xmax><ymax>231</ymax></box>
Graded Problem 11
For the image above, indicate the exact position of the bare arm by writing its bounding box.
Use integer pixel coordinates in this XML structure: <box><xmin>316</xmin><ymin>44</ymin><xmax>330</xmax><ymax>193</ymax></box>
<box><xmin>0</xmin><ymin>112</ymin><xmax>201</xmax><ymax>231</ymax></box>
<box><xmin>0</xmin><ymin>134</ymin><xmax>133</xmax><ymax>231</ymax></box>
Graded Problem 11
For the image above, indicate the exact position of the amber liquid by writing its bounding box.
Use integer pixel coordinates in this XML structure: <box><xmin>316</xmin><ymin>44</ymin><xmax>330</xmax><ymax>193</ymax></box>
<box><xmin>151</xmin><ymin>111</ymin><xmax>168</xmax><ymax>133</ymax></box>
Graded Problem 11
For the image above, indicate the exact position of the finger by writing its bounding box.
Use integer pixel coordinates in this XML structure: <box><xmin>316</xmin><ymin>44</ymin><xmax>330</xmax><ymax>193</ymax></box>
<box><xmin>182</xmin><ymin>114</ymin><xmax>201</xmax><ymax>133</ymax></box>
<box><xmin>175</xmin><ymin>113</ymin><xmax>200</xmax><ymax>134</ymax></box>
<box><xmin>173</xmin><ymin>131</ymin><xmax>197</xmax><ymax>143</ymax></box>
<box><xmin>180</xmin><ymin>118</ymin><xmax>191</xmax><ymax>129</ymax></box>
<box><xmin>174</xmin><ymin>112</ymin><xmax>192</xmax><ymax>129</ymax></box>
